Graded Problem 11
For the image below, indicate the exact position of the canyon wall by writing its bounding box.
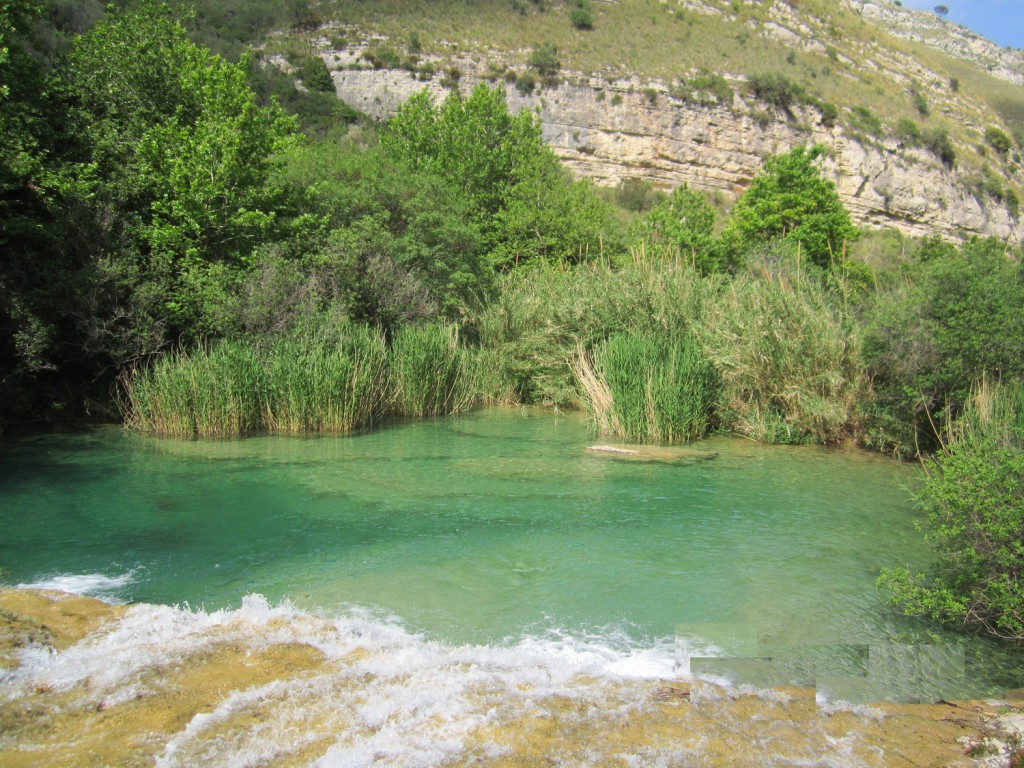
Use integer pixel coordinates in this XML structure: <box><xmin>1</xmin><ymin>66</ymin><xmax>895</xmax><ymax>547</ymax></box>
<box><xmin>325</xmin><ymin>49</ymin><xmax>1023</xmax><ymax>244</ymax></box>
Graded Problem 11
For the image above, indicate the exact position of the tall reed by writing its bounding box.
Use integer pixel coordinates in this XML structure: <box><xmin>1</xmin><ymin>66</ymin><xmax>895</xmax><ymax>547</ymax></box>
<box><xmin>123</xmin><ymin>341</ymin><xmax>267</xmax><ymax>438</ymax></box>
<box><xmin>481</xmin><ymin>250</ymin><xmax>870</xmax><ymax>444</ymax></box>
<box><xmin>124</xmin><ymin>319</ymin><xmax>394</xmax><ymax>437</ymax></box>
<box><xmin>696</xmin><ymin>268</ymin><xmax>870</xmax><ymax>443</ymax></box>
<box><xmin>476</xmin><ymin>252</ymin><xmax>713</xmax><ymax>406</ymax></box>
<box><xmin>264</xmin><ymin>322</ymin><xmax>391</xmax><ymax>434</ymax></box>
<box><xmin>124</xmin><ymin>317</ymin><xmax>484</xmax><ymax>437</ymax></box>
<box><xmin>391</xmin><ymin>322</ymin><xmax>476</xmax><ymax>417</ymax></box>
<box><xmin>945</xmin><ymin>378</ymin><xmax>1024</xmax><ymax>450</ymax></box>
<box><xmin>576</xmin><ymin>329</ymin><xmax>719</xmax><ymax>442</ymax></box>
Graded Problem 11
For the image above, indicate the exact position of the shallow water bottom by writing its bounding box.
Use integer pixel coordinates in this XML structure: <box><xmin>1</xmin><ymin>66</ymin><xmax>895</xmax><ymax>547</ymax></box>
<box><xmin>0</xmin><ymin>589</ymin><xmax>1006</xmax><ymax>768</ymax></box>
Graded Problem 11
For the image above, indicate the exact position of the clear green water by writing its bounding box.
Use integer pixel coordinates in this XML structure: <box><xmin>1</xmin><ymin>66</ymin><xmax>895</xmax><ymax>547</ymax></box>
<box><xmin>1</xmin><ymin>408</ymin><xmax>1021</xmax><ymax>699</ymax></box>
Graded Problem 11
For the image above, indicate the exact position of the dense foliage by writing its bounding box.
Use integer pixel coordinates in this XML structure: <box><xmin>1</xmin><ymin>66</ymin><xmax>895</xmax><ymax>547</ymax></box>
<box><xmin>879</xmin><ymin>382</ymin><xmax>1024</xmax><ymax>641</ymax></box>
<box><xmin>381</xmin><ymin>82</ymin><xmax>619</xmax><ymax>268</ymax></box>
<box><xmin>864</xmin><ymin>236</ymin><xmax>1024</xmax><ymax>452</ymax></box>
<box><xmin>721</xmin><ymin>145</ymin><xmax>860</xmax><ymax>269</ymax></box>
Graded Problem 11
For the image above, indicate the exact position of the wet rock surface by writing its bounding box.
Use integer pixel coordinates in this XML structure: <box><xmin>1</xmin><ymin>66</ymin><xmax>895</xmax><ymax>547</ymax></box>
<box><xmin>2</xmin><ymin>589</ymin><xmax>1020</xmax><ymax>767</ymax></box>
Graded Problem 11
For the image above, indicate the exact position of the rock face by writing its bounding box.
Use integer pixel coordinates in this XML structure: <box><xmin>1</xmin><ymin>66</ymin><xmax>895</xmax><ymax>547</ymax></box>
<box><xmin>847</xmin><ymin>0</ymin><xmax>1024</xmax><ymax>86</ymax></box>
<box><xmin>328</xmin><ymin>56</ymin><xmax>1023</xmax><ymax>245</ymax></box>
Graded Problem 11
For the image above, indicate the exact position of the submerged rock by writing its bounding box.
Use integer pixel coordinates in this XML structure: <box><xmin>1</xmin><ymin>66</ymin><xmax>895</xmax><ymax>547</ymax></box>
<box><xmin>587</xmin><ymin>444</ymin><xmax>719</xmax><ymax>463</ymax></box>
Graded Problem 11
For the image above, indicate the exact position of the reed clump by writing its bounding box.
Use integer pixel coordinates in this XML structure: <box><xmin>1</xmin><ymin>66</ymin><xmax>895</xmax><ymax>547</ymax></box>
<box><xmin>575</xmin><ymin>329</ymin><xmax>719</xmax><ymax>443</ymax></box>
<box><xmin>123</xmin><ymin>341</ymin><xmax>268</xmax><ymax>438</ymax></box>
<box><xmin>479</xmin><ymin>250</ymin><xmax>869</xmax><ymax>444</ymax></box>
<box><xmin>475</xmin><ymin>253</ymin><xmax>712</xmax><ymax>407</ymax></box>
<box><xmin>264</xmin><ymin>321</ymin><xmax>391</xmax><ymax>434</ymax></box>
<box><xmin>391</xmin><ymin>322</ymin><xmax>476</xmax><ymax>418</ymax></box>
<box><xmin>123</xmin><ymin>318</ymin><xmax>477</xmax><ymax>437</ymax></box>
<box><xmin>696</xmin><ymin>267</ymin><xmax>870</xmax><ymax>444</ymax></box>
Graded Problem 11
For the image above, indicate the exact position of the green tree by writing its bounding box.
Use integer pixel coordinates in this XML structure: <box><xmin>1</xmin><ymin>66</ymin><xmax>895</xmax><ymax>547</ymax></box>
<box><xmin>382</xmin><ymin>82</ymin><xmax>618</xmax><ymax>269</ymax></box>
<box><xmin>382</xmin><ymin>83</ymin><xmax>548</xmax><ymax>219</ymax></box>
<box><xmin>490</xmin><ymin>154</ymin><xmax>619</xmax><ymax>266</ymax></box>
<box><xmin>630</xmin><ymin>183</ymin><xmax>720</xmax><ymax>271</ymax></box>
<box><xmin>0</xmin><ymin>0</ymin><xmax>94</xmax><ymax>420</ymax></box>
<box><xmin>722</xmin><ymin>145</ymin><xmax>859</xmax><ymax>269</ymax></box>
<box><xmin>275</xmin><ymin>141</ymin><xmax>490</xmax><ymax>327</ymax></box>
<box><xmin>61</xmin><ymin>0</ymin><xmax>299</xmax><ymax>338</ymax></box>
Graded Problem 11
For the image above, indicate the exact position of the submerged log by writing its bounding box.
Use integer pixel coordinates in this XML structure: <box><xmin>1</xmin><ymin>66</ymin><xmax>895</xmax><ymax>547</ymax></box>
<box><xmin>586</xmin><ymin>444</ymin><xmax>718</xmax><ymax>463</ymax></box>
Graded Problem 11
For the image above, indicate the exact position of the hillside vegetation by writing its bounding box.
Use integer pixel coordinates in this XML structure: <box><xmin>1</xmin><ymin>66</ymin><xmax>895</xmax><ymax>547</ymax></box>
<box><xmin>271</xmin><ymin>0</ymin><xmax>1024</xmax><ymax>189</ymax></box>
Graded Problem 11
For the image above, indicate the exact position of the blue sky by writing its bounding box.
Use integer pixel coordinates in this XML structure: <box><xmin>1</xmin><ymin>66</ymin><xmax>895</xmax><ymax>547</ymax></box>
<box><xmin>896</xmin><ymin>0</ymin><xmax>1024</xmax><ymax>49</ymax></box>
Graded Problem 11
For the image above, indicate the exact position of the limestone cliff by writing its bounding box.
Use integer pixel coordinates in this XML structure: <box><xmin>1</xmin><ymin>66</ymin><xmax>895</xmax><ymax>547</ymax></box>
<box><xmin>325</xmin><ymin>47</ymin><xmax>1023</xmax><ymax>245</ymax></box>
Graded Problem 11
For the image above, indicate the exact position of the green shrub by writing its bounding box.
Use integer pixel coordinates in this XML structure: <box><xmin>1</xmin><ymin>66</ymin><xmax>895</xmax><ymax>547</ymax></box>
<box><xmin>818</xmin><ymin>101</ymin><xmax>838</xmax><ymax>128</ymax></box>
<box><xmin>569</xmin><ymin>2</ymin><xmax>594</xmax><ymax>30</ymax></box>
<box><xmin>922</xmin><ymin>127</ymin><xmax>956</xmax><ymax>167</ymax></box>
<box><xmin>577</xmin><ymin>328</ymin><xmax>719</xmax><ymax>443</ymax></box>
<box><xmin>297</xmin><ymin>55</ymin><xmax>334</xmax><ymax>93</ymax></box>
<box><xmin>671</xmin><ymin>69</ymin><xmax>733</xmax><ymax>106</ymax></box>
<box><xmin>630</xmin><ymin>183</ymin><xmax>720</xmax><ymax>271</ymax></box>
<box><xmin>362</xmin><ymin>45</ymin><xmax>401</xmax><ymax>69</ymax></box>
<box><xmin>527</xmin><ymin>42</ymin><xmax>559</xmax><ymax>76</ymax></box>
<box><xmin>895</xmin><ymin>118</ymin><xmax>921</xmax><ymax>146</ymax></box>
<box><xmin>968</xmin><ymin>164</ymin><xmax>1006</xmax><ymax>204</ymax></box>
<box><xmin>1006</xmin><ymin>188</ymin><xmax>1020</xmax><ymax>218</ymax></box>
<box><xmin>910</xmin><ymin>81</ymin><xmax>929</xmax><ymax>117</ymax></box>
<box><xmin>515</xmin><ymin>70</ymin><xmax>536</xmax><ymax>95</ymax></box>
<box><xmin>985</xmin><ymin>125</ymin><xmax>1013</xmax><ymax>156</ymax></box>
<box><xmin>864</xmin><ymin>238</ymin><xmax>1024</xmax><ymax>453</ymax></box>
<box><xmin>747</xmin><ymin>71</ymin><xmax>803</xmax><ymax>111</ymax></box>
<box><xmin>848</xmin><ymin>105</ymin><xmax>883</xmax><ymax>139</ymax></box>
<box><xmin>615</xmin><ymin>178</ymin><xmax>664</xmax><ymax>212</ymax></box>
<box><xmin>879</xmin><ymin>381</ymin><xmax>1024</xmax><ymax>642</ymax></box>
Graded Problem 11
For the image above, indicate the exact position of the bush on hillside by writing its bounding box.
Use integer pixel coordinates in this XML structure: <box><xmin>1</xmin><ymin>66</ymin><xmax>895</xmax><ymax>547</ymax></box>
<box><xmin>746</xmin><ymin>72</ymin><xmax>803</xmax><ymax>111</ymax></box>
<box><xmin>985</xmin><ymin>126</ymin><xmax>1013</xmax><ymax>157</ymax></box>
<box><xmin>297</xmin><ymin>55</ymin><xmax>334</xmax><ymax>92</ymax></box>
<box><xmin>922</xmin><ymin>127</ymin><xmax>956</xmax><ymax>168</ymax></box>
<box><xmin>569</xmin><ymin>1</ymin><xmax>594</xmax><ymax>29</ymax></box>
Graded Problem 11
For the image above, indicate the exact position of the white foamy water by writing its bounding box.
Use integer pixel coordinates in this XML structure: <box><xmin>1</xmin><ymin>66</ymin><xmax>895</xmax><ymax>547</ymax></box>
<box><xmin>1</xmin><ymin>593</ymin><xmax>904</xmax><ymax>768</ymax></box>
<box><xmin>16</xmin><ymin>571</ymin><xmax>136</xmax><ymax>601</ymax></box>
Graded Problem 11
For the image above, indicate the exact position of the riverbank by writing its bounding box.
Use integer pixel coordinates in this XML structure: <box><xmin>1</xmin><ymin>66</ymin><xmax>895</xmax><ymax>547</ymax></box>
<box><xmin>2</xmin><ymin>588</ymin><xmax>1021</xmax><ymax>767</ymax></box>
